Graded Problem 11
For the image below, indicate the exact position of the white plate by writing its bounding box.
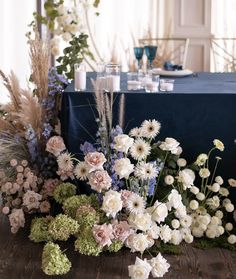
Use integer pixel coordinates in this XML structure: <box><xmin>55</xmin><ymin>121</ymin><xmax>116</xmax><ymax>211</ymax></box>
<box><xmin>152</xmin><ymin>68</ymin><xmax>193</xmax><ymax>77</ymax></box>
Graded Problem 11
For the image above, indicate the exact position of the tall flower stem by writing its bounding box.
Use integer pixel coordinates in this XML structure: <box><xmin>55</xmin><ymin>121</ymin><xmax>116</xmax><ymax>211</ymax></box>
<box><xmin>209</xmin><ymin>158</ymin><xmax>220</xmax><ymax>186</ymax></box>
<box><xmin>150</xmin><ymin>152</ymin><xmax>168</xmax><ymax>206</ymax></box>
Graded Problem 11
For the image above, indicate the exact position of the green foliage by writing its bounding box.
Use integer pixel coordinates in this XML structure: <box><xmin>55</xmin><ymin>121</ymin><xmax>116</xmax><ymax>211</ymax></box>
<box><xmin>107</xmin><ymin>241</ymin><xmax>123</xmax><ymax>253</ymax></box>
<box><xmin>53</xmin><ymin>182</ymin><xmax>77</xmax><ymax>204</ymax></box>
<box><xmin>56</xmin><ymin>34</ymin><xmax>94</xmax><ymax>80</ymax></box>
<box><xmin>42</xmin><ymin>242</ymin><xmax>71</xmax><ymax>276</ymax></box>
<box><xmin>48</xmin><ymin>214</ymin><xmax>79</xmax><ymax>241</ymax></box>
<box><xmin>29</xmin><ymin>216</ymin><xmax>54</xmax><ymax>243</ymax></box>
<box><xmin>194</xmin><ymin>237</ymin><xmax>236</xmax><ymax>252</ymax></box>
<box><xmin>149</xmin><ymin>242</ymin><xmax>182</xmax><ymax>255</ymax></box>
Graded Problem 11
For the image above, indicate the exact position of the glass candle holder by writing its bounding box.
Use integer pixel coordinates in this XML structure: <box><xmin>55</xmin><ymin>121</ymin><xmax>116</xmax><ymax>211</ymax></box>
<box><xmin>96</xmin><ymin>62</ymin><xmax>106</xmax><ymax>90</ymax></box>
<box><xmin>145</xmin><ymin>75</ymin><xmax>160</xmax><ymax>93</ymax></box>
<box><xmin>74</xmin><ymin>63</ymin><xmax>86</xmax><ymax>91</ymax></box>
<box><xmin>127</xmin><ymin>72</ymin><xmax>142</xmax><ymax>90</ymax></box>
<box><xmin>105</xmin><ymin>63</ymin><xmax>121</xmax><ymax>92</ymax></box>
<box><xmin>160</xmin><ymin>79</ymin><xmax>175</xmax><ymax>92</ymax></box>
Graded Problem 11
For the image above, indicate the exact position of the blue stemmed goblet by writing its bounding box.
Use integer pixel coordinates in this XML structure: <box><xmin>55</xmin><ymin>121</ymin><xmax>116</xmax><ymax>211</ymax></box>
<box><xmin>134</xmin><ymin>47</ymin><xmax>144</xmax><ymax>71</ymax></box>
<box><xmin>144</xmin><ymin>45</ymin><xmax>158</xmax><ymax>69</ymax></box>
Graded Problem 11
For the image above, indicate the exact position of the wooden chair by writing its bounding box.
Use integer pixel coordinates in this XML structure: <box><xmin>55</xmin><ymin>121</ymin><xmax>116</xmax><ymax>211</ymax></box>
<box><xmin>211</xmin><ymin>38</ymin><xmax>236</xmax><ymax>72</ymax></box>
<box><xmin>138</xmin><ymin>37</ymin><xmax>190</xmax><ymax>69</ymax></box>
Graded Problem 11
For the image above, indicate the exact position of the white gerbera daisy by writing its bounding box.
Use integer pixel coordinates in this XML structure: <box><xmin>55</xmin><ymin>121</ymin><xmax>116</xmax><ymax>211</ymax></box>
<box><xmin>140</xmin><ymin>119</ymin><xmax>161</xmax><ymax>139</ymax></box>
<box><xmin>130</xmin><ymin>139</ymin><xmax>151</xmax><ymax>161</ymax></box>
<box><xmin>134</xmin><ymin>162</ymin><xmax>158</xmax><ymax>180</ymax></box>
<box><xmin>57</xmin><ymin>153</ymin><xmax>73</xmax><ymax>171</ymax></box>
<box><xmin>74</xmin><ymin>161</ymin><xmax>89</xmax><ymax>180</ymax></box>
<box><xmin>126</xmin><ymin>193</ymin><xmax>145</xmax><ymax>214</ymax></box>
<box><xmin>129</xmin><ymin>127</ymin><xmax>142</xmax><ymax>138</ymax></box>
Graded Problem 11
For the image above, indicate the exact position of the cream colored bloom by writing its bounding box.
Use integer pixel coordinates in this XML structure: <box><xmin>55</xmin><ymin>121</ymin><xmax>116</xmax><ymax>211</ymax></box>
<box><xmin>228</xmin><ymin>178</ymin><xmax>236</xmax><ymax>187</ymax></box>
<box><xmin>215</xmin><ymin>176</ymin><xmax>224</xmax><ymax>185</ymax></box>
<box><xmin>177</xmin><ymin>169</ymin><xmax>195</xmax><ymax>190</ymax></box>
<box><xmin>147</xmin><ymin>201</ymin><xmax>168</xmax><ymax>224</ymax></box>
<box><xmin>128</xmin><ymin>257</ymin><xmax>152</xmax><ymax>279</ymax></box>
<box><xmin>134</xmin><ymin>162</ymin><xmax>158</xmax><ymax>181</ymax></box>
<box><xmin>195</xmin><ymin>153</ymin><xmax>208</xmax><ymax>166</ymax></box>
<box><xmin>74</xmin><ymin>162</ymin><xmax>89</xmax><ymax>181</ymax></box>
<box><xmin>128</xmin><ymin>212</ymin><xmax>152</xmax><ymax>232</ymax></box>
<box><xmin>227</xmin><ymin>234</ymin><xmax>236</xmax><ymax>244</ymax></box>
<box><xmin>189</xmin><ymin>200</ymin><xmax>199</xmax><ymax>210</ymax></box>
<box><xmin>129</xmin><ymin>127</ymin><xmax>142</xmax><ymax>138</ymax></box>
<box><xmin>57</xmin><ymin>153</ymin><xmax>73</xmax><ymax>172</ymax></box>
<box><xmin>84</xmin><ymin>151</ymin><xmax>106</xmax><ymax>172</ymax></box>
<box><xmin>177</xmin><ymin>158</ymin><xmax>187</xmax><ymax>167</ymax></box>
<box><xmin>126</xmin><ymin>193</ymin><xmax>145</xmax><ymax>214</ymax></box>
<box><xmin>219</xmin><ymin>187</ymin><xmax>229</xmax><ymax>197</ymax></box>
<box><xmin>113</xmin><ymin>134</ymin><xmax>134</xmax><ymax>153</ymax></box>
<box><xmin>213</xmin><ymin>139</ymin><xmax>225</xmax><ymax>151</ymax></box>
<box><xmin>101</xmin><ymin>190</ymin><xmax>123</xmax><ymax>218</ymax></box>
<box><xmin>159</xmin><ymin>137</ymin><xmax>180</xmax><ymax>154</ymax></box>
<box><xmin>46</xmin><ymin>136</ymin><xmax>66</xmax><ymax>157</ymax></box>
<box><xmin>114</xmin><ymin>158</ymin><xmax>134</xmax><ymax>179</ymax></box>
<box><xmin>126</xmin><ymin>233</ymin><xmax>153</xmax><ymax>253</ymax></box>
<box><xmin>199</xmin><ymin>168</ymin><xmax>210</xmax><ymax>178</ymax></box>
<box><xmin>148</xmin><ymin>253</ymin><xmax>170</xmax><ymax>278</ymax></box>
<box><xmin>164</xmin><ymin>175</ymin><xmax>174</xmax><ymax>185</ymax></box>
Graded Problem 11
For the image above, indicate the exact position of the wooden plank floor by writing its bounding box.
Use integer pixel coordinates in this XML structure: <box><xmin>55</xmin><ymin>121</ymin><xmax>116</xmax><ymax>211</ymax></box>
<box><xmin>0</xmin><ymin>215</ymin><xmax>236</xmax><ymax>279</ymax></box>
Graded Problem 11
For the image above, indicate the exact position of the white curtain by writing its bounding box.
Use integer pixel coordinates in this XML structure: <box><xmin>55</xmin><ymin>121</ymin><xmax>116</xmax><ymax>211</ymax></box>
<box><xmin>85</xmin><ymin>0</ymin><xmax>161</xmax><ymax>71</ymax></box>
<box><xmin>211</xmin><ymin>0</ymin><xmax>236</xmax><ymax>72</ymax></box>
<box><xmin>0</xmin><ymin>0</ymin><xmax>36</xmax><ymax>104</ymax></box>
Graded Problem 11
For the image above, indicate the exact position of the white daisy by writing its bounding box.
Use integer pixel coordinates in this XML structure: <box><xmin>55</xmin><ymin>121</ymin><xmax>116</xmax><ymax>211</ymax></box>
<box><xmin>129</xmin><ymin>127</ymin><xmax>142</xmax><ymax>138</ymax></box>
<box><xmin>74</xmin><ymin>161</ymin><xmax>89</xmax><ymax>180</ymax></box>
<box><xmin>140</xmin><ymin>119</ymin><xmax>161</xmax><ymax>139</ymax></box>
<box><xmin>57</xmin><ymin>153</ymin><xmax>73</xmax><ymax>171</ymax></box>
<box><xmin>134</xmin><ymin>162</ymin><xmax>158</xmax><ymax>181</ymax></box>
<box><xmin>126</xmin><ymin>193</ymin><xmax>145</xmax><ymax>214</ymax></box>
<box><xmin>130</xmin><ymin>139</ymin><xmax>151</xmax><ymax>161</ymax></box>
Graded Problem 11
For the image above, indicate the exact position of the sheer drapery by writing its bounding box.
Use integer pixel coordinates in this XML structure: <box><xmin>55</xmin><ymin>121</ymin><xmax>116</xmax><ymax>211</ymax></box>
<box><xmin>211</xmin><ymin>0</ymin><xmax>236</xmax><ymax>72</ymax></box>
<box><xmin>0</xmin><ymin>0</ymin><xmax>36</xmax><ymax>104</ymax></box>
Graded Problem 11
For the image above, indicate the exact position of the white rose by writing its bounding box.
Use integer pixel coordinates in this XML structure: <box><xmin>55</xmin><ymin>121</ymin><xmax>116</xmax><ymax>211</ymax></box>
<box><xmin>159</xmin><ymin>225</ymin><xmax>172</xmax><ymax>243</ymax></box>
<box><xmin>113</xmin><ymin>134</ymin><xmax>134</xmax><ymax>154</ymax></box>
<box><xmin>148</xmin><ymin>253</ymin><xmax>170</xmax><ymax>278</ymax></box>
<box><xmin>159</xmin><ymin>137</ymin><xmax>180</xmax><ymax>154</ymax></box>
<box><xmin>101</xmin><ymin>190</ymin><xmax>123</xmax><ymax>218</ymax></box>
<box><xmin>114</xmin><ymin>158</ymin><xmax>134</xmax><ymax>179</ymax></box>
<box><xmin>147</xmin><ymin>202</ymin><xmax>168</xmax><ymax>224</ymax></box>
<box><xmin>178</xmin><ymin>169</ymin><xmax>195</xmax><ymax>190</ymax></box>
<box><xmin>147</xmin><ymin>222</ymin><xmax>160</xmax><ymax>239</ymax></box>
<box><xmin>167</xmin><ymin>189</ymin><xmax>182</xmax><ymax>210</ymax></box>
<box><xmin>126</xmin><ymin>233</ymin><xmax>153</xmax><ymax>253</ymax></box>
<box><xmin>128</xmin><ymin>213</ymin><xmax>152</xmax><ymax>232</ymax></box>
<box><xmin>128</xmin><ymin>257</ymin><xmax>152</xmax><ymax>279</ymax></box>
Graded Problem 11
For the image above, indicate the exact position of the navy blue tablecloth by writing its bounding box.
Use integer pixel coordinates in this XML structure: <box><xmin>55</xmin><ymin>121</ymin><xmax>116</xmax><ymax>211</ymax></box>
<box><xmin>61</xmin><ymin>72</ymin><xmax>236</xmax><ymax>188</ymax></box>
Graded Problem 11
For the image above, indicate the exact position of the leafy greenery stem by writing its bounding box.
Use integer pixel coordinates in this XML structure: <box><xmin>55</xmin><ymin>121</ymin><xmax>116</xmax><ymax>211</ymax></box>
<box><xmin>150</xmin><ymin>152</ymin><xmax>168</xmax><ymax>206</ymax></box>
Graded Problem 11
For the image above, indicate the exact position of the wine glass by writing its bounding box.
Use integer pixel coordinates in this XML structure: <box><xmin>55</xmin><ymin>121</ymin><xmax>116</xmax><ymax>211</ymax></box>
<box><xmin>144</xmin><ymin>45</ymin><xmax>158</xmax><ymax>69</ymax></box>
<box><xmin>134</xmin><ymin>47</ymin><xmax>144</xmax><ymax>71</ymax></box>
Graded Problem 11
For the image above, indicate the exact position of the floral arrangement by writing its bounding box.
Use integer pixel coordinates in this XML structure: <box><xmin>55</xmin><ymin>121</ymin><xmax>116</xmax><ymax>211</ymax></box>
<box><xmin>0</xmin><ymin>31</ymin><xmax>236</xmax><ymax>278</ymax></box>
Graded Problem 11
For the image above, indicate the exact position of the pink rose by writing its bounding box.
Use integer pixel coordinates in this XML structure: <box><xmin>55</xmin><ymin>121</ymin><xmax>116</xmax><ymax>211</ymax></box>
<box><xmin>112</xmin><ymin>220</ymin><xmax>133</xmax><ymax>243</ymax></box>
<box><xmin>88</xmin><ymin>170</ymin><xmax>112</xmax><ymax>193</ymax></box>
<box><xmin>46</xmin><ymin>136</ymin><xmax>66</xmax><ymax>157</ymax></box>
<box><xmin>92</xmin><ymin>223</ymin><xmax>114</xmax><ymax>247</ymax></box>
<box><xmin>84</xmin><ymin>152</ymin><xmax>106</xmax><ymax>172</ymax></box>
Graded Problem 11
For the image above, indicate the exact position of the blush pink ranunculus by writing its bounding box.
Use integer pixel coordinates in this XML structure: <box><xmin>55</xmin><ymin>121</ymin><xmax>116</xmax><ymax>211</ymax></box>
<box><xmin>88</xmin><ymin>170</ymin><xmax>112</xmax><ymax>193</ymax></box>
<box><xmin>46</xmin><ymin>136</ymin><xmax>66</xmax><ymax>157</ymax></box>
<box><xmin>84</xmin><ymin>152</ymin><xmax>107</xmax><ymax>172</ymax></box>
<box><xmin>92</xmin><ymin>223</ymin><xmax>114</xmax><ymax>247</ymax></box>
<box><xmin>120</xmin><ymin>190</ymin><xmax>133</xmax><ymax>207</ymax></box>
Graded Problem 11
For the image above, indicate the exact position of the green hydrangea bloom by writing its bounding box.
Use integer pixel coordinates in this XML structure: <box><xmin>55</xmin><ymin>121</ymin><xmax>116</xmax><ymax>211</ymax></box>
<box><xmin>42</xmin><ymin>242</ymin><xmax>71</xmax><ymax>276</ymax></box>
<box><xmin>48</xmin><ymin>214</ymin><xmax>79</xmax><ymax>241</ymax></box>
<box><xmin>29</xmin><ymin>216</ymin><xmax>54</xmax><ymax>243</ymax></box>
<box><xmin>107</xmin><ymin>240</ymin><xmax>123</xmax><ymax>253</ymax></box>
<box><xmin>75</xmin><ymin>205</ymin><xmax>99</xmax><ymax>228</ymax></box>
<box><xmin>53</xmin><ymin>183</ymin><xmax>77</xmax><ymax>204</ymax></box>
<box><xmin>75</xmin><ymin>228</ymin><xmax>102</xmax><ymax>256</ymax></box>
<box><xmin>63</xmin><ymin>194</ymin><xmax>99</xmax><ymax>218</ymax></box>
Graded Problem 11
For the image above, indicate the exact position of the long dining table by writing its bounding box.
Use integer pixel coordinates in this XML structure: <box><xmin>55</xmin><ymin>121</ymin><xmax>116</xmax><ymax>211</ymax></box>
<box><xmin>61</xmin><ymin>72</ymin><xmax>236</xmax><ymax>191</ymax></box>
